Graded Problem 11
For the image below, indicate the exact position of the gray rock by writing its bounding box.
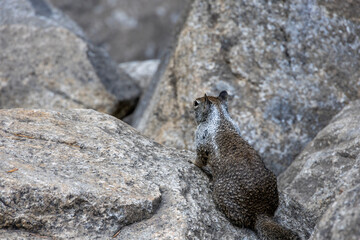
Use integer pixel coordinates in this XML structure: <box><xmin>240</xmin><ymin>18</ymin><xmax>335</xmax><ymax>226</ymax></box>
<box><xmin>0</xmin><ymin>0</ymin><xmax>84</xmax><ymax>37</ymax></box>
<box><xmin>0</xmin><ymin>108</ymin><xmax>258</xmax><ymax>239</ymax></box>
<box><xmin>0</xmin><ymin>0</ymin><xmax>140</xmax><ymax>118</ymax></box>
<box><xmin>134</xmin><ymin>0</ymin><xmax>360</xmax><ymax>175</ymax></box>
<box><xmin>277</xmin><ymin>100</ymin><xmax>360</xmax><ymax>239</ymax></box>
<box><xmin>0</xmin><ymin>229</ymin><xmax>54</xmax><ymax>239</ymax></box>
<box><xmin>317</xmin><ymin>0</ymin><xmax>360</xmax><ymax>23</ymax></box>
<box><xmin>50</xmin><ymin>0</ymin><xmax>190</xmax><ymax>62</ymax></box>
<box><xmin>310</xmin><ymin>185</ymin><xmax>360</xmax><ymax>240</ymax></box>
<box><xmin>118</xmin><ymin>59</ymin><xmax>161</xmax><ymax>125</ymax></box>
<box><xmin>118</xmin><ymin>59</ymin><xmax>160</xmax><ymax>91</ymax></box>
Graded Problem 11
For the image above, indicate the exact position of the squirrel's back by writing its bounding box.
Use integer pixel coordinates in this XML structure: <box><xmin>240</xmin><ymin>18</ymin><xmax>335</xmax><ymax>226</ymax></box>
<box><xmin>193</xmin><ymin>91</ymin><xmax>300</xmax><ymax>240</ymax></box>
<box><xmin>212</xmin><ymin>121</ymin><xmax>279</xmax><ymax>229</ymax></box>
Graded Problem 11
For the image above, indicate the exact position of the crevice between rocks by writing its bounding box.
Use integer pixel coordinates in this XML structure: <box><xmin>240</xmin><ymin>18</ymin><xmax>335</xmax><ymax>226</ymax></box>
<box><xmin>0</xmin><ymin>197</ymin><xmax>12</xmax><ymax>209</ymax></box>
<box><xmin>86</xmin><ymin>45</ymin><xmax>141</xmax><ymax>119</ymax></box>
<box><xmin>111</xmin><ymin>97</ymin><xmax>140</xmax><ymax>120</ymax></box>
<box><xmin>279</xmin><ymin>26</ymin><xmax>292</xmax><ymax>69</ymax></box>
<box><xmin>131</xmin><ymin>0</ymin><xmax>194</xmax><ymax>128</ymax></box>
<box><xmin>279</xmin><ymin>0</ymin><xmax>298</xmax><ymax>83</ymax></box>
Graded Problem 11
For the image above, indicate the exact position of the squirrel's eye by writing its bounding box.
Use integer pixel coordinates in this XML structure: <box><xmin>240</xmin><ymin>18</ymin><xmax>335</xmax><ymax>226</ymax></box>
<box><xmin>194</xmin><ymin>100</ymin><xmax>199</xmax><ymax>107</ymax></box>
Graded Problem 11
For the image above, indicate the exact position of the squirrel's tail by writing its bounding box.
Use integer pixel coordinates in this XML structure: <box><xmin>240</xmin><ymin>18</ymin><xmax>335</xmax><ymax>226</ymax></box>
<box><xmin>254</xmin><ymin>214</ymin><xmax>300</xmax><ymax>240</ymax></box>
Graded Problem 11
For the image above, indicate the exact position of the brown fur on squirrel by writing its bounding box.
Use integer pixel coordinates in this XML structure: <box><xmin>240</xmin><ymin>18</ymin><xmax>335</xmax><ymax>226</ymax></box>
<box><xmin>193</xmin><ymin>91</ymin><xmax>299</xmax><ymax>240</ymax></box>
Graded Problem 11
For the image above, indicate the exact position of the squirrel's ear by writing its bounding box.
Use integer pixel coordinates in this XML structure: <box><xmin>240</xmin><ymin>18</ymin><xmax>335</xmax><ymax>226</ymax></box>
<box><xmin>218</xmin><ymin>91</ymin><xmax>228</xmax><ymax>102</ymax></box>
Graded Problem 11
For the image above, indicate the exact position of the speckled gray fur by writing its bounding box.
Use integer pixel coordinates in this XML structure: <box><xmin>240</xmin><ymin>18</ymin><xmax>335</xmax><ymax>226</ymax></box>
<box><xmin>194</xmin><ymin>91</ymin><xmax>299</xmax><ymax>240</ymax></box>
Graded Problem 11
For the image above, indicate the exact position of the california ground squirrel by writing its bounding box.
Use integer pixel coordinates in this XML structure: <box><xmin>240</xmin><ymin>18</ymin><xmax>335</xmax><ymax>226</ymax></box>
<box><xmin>193</xmin><ymin>91</ymin><xmax>299</xmax><ymax>240</ymax></box>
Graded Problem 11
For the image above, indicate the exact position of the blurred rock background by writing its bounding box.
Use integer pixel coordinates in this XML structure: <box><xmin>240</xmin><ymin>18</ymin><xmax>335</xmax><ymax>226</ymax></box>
<box><xmin>50</xmin><ymin>0</ymin><xmax>189</xmax><ymax>63</ymax></box>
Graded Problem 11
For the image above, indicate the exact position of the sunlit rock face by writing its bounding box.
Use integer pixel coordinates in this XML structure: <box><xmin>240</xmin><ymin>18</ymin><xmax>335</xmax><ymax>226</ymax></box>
<box><xmin>134</xmin><ymin>0</ymin><xmax>360</xmax><ymax>175</ymax></box>
<box><xmin>0</xmin><ymin>108</ymin><xmax>258</xmax><ymax>239</ymax></box>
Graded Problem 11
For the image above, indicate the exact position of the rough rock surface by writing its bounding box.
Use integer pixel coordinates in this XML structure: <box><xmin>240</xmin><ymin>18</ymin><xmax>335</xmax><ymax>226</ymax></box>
<box><xmin>0</xmin><ymin>108</ymin><xmax>262</xmax><ymax>239</ymax></box>
<box><xmin>277</xmin><ymin>100</ymin><xmax>360</xmax><ymax>239</ymax></box>
<box><xmin>50</xmin><ymin>0</ymin><xmax>190</xmax><ymax>62</ymax></box>
<box><xmin>0</xmin><ymin>0</ymin><xmax>140</xmax><ymax>118</ymax></box>
<box><xmin>134</xmin><ymin>0</ymin><xmax>360</xmax><ymax>175</ymax></box>
<box><xmin>310</xmin><ymin>185</ymin><xmax>360</xmax><ymax>240</ymax></box>
<box><xmin>118</xmin><ymin>59</ymin><xmax>160</xmax><ymax>92</ymax></box>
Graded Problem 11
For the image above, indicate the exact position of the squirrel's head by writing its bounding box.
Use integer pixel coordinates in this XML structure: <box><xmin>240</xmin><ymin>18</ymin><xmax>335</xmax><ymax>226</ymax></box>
<box><xmin>194</xmin><ymin>91</ymin><xmax>229</xmax><ymax>124</ymax></box>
